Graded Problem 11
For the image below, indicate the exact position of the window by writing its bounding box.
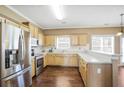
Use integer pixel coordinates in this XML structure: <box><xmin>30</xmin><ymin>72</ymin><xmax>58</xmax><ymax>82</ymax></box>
<box><xmin>91</xmin><ymin>35</ymin><xmax>114</xmax><ymax>54</ymax></box>
<box><xmin>56</xmin><ymin>36</ymin><xmax>70</xmax><ymax>49</ymax></box>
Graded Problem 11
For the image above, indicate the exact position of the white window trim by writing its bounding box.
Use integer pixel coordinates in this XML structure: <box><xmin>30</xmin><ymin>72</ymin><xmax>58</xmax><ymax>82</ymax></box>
<box><xmin>91</xmin><ymin>35</ymin><xmax>115</xmax><ymax>54</ymax></box>
<box><xmin>56</xmin><ymin>35</ymin><xmax>71</xmax><ymax>50</ymax></box>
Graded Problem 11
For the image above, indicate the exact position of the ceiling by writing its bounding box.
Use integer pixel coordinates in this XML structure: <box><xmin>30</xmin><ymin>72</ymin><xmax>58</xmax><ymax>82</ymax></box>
<box><xmin>9</xmin><ymin>5</ymin><xmax>124</xmax><ymax>29</ymax></box>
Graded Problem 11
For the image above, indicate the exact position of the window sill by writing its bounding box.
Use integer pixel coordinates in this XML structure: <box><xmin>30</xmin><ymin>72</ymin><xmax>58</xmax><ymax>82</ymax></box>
<box><xmin>91</xmin><ymin>50</ymin><xmax>114</xmax><ymax>55</ymax></box>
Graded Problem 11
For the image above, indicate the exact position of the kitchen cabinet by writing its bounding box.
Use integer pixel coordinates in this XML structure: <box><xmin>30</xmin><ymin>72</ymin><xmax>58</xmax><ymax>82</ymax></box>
<box><xmin>79</xmin><ymin>58</ymin><xmax>87</xmax><ymax>85</ymax></box>
<box><xmin>20</xmin><ymin>25</ymin><xmax>29</xmax><ymax>32</ymax></box>
<box><xmin>38</xmin><ymin>30</ymin><xmax>44</xmax><ymax>46</ymax></box>
<box><xmin>71</xmin><ymin>35</ymin><xmax>78</xmax><ymax>46</ymax></box>
<box><xmin>32</xmin><ymin>58</ymin><xmax>35</xmax><ymax>77</ymax></box>
<box><xmin>79</xmin><ymin>57</ymin><xmax>112</xmax><ymax>87</ymax></box>
<box><xmin>54</xmin><ymin>55</ymin><xmax>64</xmax><ymax>66</ymax></box>
<box><xmin>29</xmin><ymin>23</ymin><xmax>39</xmax><ymax>39</ymax></box>
<box><xmin>29</xmin><ymin>24</ymin><xmax>35</xmax><ymax>38</ymax></box>
<box><xmin>78</xmin><ymin>34</ymin><xmax>88</xmax><ymax>45</ymax></box>
<box><xmin>45</xmin><ymin>54</ymin><xmax>78</xmax><ymax>67</ymax></box>
<box><xmin>34</xmin><ymin>27</ymin><xmax>39</xmax><ymax>39</ymax></box>
<box><xmin>45</xmin><ymin>36</ymin><xmax>55</xmax><ymax>46</ymax></box>
<box><xmin>45</xmin><ymin>54</ymin><xmax>55</xmax><ymax>65</ymax></box>
<box><xmin>64</xmin><ymin>54</ymin><xmax>78</xmax><ymax>66</ymax></box>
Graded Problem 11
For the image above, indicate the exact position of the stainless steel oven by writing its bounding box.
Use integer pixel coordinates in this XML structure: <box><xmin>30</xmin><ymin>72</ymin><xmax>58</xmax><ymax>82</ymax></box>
<box><xmin>35</xmin><ymin>55</ymin><xmax>44</xmax><ymax>76</ymax></box>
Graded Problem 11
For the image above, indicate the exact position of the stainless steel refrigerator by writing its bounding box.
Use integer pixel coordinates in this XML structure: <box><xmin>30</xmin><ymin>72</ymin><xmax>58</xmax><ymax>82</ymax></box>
<box><xmin>0</xmin><ymin>20</ymin><xmax>32</xmax><ymax>87</ymax></box>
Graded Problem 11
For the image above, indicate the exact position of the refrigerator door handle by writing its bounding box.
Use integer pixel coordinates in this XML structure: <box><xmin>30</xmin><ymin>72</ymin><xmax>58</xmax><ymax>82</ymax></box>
<box><xmin>22</xmin><ymin>31</ymin><xmax>26</xmax><ymax>60</ymax></box>
<box><xmin>20</xmin><ymin>30</ymin><xmax>25</xmax><ymax>69</ymax></box>
<box><xmin>18</xmin><ymin>32</ymin><xmax>23</xmax><ymax>66</ymax></box>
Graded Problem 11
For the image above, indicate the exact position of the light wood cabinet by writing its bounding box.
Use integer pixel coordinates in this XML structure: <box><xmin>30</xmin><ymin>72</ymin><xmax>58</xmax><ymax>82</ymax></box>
<box><xmin>45</xmin><ymin>54</ymin><xmax>55</xmax><ymax>65</ymax></box>
<box><xmin>54</xmin><ymin>55</ymin><xmax>64</xmax><ymax>66</ymax></box>
<box><xmin>44</xmin><ymin>54</ymin><xmax>78</xmax><ymax>67</ymax></box>
<box><xmin>20</xmin><ymin>25</ymin><xmax>29</xmax><ymax>32</ymax></box>
<box><xmin>71</xmin><ymin>35</ymin><xmax>78</xmax><ymax>46</ymax></box>
<box><xmin>29</xmin><ymin>24</ymin><xmax>35</xmax><ymax>38</ymax></box>
<box><xmin>34</xmin><ymin>27</ymin><xmax>39</xmax><ymax>39</ymax></box>
<box><xmin>45</xmin><ymin>36</ymin><xmax>55</xmax><ymax>46</ymax></box>
<box><xmin>31</xmin><ymin>58</ymin><xmax>35</xmax><ymax>77</ymax></box>
<box><xmin>29</xmin><ymin>23</ymin><xmax>39</xmax><ymax>39</ymax></box>
<box><xmin>78</xmin><ymin>34</ymin><xmax>88</xmax><ymax>45</ymax></box>
<box><xmin>64</xmin><ymin>54</ymin><xmax>78</xmax><ymax>66</ymax></box>
<box><xmin>79</xmin><ymin>58</ymin><xmax>87</xmax><ymax>85</ymax></box>
<box><xmin>38</xmin><ymin>30</ymin><xmax>44</xmax><ymax>46</ymax></box>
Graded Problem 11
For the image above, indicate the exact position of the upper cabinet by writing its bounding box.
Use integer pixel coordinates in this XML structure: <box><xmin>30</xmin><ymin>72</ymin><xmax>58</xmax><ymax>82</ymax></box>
<box><xmin>71</xmin><ymin>34</ymin><xmax>88</xmax><ymax>46</ymax></box>
<box><xmin>78</xmin><ymin>34</ymin><xmax>88</xmax><ymax>45</ymax></box>
<box><xmin>20</xmin><ymin>25</ymin><xmax>29</xmax><ymax>32</ymax></box>
<box><xmin>45</xmin><ymin>35</ymin><xmax>56</xmax><ymax>46</ymax></box>
<box><xmin>38</xmin><ymin>29</ymin><xmax>44</xmax><ymax>46</ymax></box>
<box><xmin>71</xmin><ymin>35</ymin><xmax>78</xmax><ymax>46</ymax></box>
<box><xmin>29</xmin><ymin>23</ymin><xmax>39</xmax><ymax>39</ymax></box>
<box><xmin>34</xmin><ymin>27</ymin><xmax>39</xmax><ymax>39</ymax></box>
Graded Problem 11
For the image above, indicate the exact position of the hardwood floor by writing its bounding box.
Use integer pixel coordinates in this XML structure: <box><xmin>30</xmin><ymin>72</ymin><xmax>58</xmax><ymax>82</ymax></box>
<box><xmin>32</xmin><ymin>66</ymin><xmax>84</xmax><ymax>87</ymax></box>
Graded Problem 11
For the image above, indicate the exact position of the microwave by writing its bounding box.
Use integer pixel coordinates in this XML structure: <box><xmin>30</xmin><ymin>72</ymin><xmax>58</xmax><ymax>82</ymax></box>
<box><xmin>31</xmin><ymin>38</ymin><xmax>39</xmax><ymax>46</ymax></box>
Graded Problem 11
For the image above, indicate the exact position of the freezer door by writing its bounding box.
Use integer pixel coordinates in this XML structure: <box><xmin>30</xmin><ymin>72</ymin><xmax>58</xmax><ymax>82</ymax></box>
<box><xmin>5</xmin><ymin>24</ymin><xmax>21</xmax><ymax>49</ymax></box>
<box><xmin>21</xmin><ymin>30</ymin><xmax>31</xmax><ymax>69</ymax></box>
<box><xmin>1</xmin><ymin>67</ymin><xmax>32</xmax><ymax>87</ymax></box>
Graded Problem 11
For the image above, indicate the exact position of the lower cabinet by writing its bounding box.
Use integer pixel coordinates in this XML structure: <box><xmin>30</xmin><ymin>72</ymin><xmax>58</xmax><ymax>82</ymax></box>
<box><xmin>31</xmin><ymin>58</ymin><xmax>35</xmax><ymax>77</ymax></box>
<box><xmin>45</xmin><ymin>54</ymin><xmax>55</xmax><ymax>65</ymax></box>
<box><xmin>44</xmin><ymin>54</ymin><xmax>78</xmax><ymax>67</ymax></box>
<box><xmin>79</xmin><ymin>58</ymin><xmax>87</xmax><ymax>85</ymax></box>
<box><xmin>54</xmin><ymin>55</ymin><xmax>64</xmax><ymax>66</ymax></box>
<box><xmin>79</xmin><ymin>57</ymin><xmax>112</xmax><ymax>87</ymax></box>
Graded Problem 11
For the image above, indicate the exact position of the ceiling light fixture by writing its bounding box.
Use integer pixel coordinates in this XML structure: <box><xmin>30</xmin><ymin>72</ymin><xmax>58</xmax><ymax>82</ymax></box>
<box><xmin>116</xmin><ymin>14</ymin><xmax>124</xmax><ymax>36</ymax></box>
<box><xmin>51</xmin><ymin>5</ymin><xmax>64</xmax><ymax>20</ymax></box>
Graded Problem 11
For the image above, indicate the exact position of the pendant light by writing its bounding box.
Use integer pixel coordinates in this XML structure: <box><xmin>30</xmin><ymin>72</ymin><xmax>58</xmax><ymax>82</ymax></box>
<box><xmin>116</xmin><ymin>14</ymin><xmax>124</xmax><ymax>36</ymax></box>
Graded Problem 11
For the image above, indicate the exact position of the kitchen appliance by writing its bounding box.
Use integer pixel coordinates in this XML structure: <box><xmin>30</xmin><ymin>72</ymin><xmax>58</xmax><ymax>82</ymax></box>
<box><xmin>35</xmin><ymin>55</ymin><xmax>44</xmax><ymax>76</ymax></box>
<box><xmin>31</xmin><ymin>38</ymin><xmax>39</xmax><ymax>46</ymax></box>
<box><xmin>0</xmin><ymin>20</ymin><xmax>32</xmax><ymax>87</ymax></box>
<box><xmin>31</xmin><ymin>49</ymin><xmax>34</xmax><ymax>56</ymax></box>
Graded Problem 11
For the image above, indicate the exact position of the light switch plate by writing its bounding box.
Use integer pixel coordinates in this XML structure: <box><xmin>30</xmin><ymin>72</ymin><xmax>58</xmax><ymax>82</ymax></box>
<box><xmin>97</xmin><ymin>68</ymin><xmax>101</xmax><ymax>74</ymax></box>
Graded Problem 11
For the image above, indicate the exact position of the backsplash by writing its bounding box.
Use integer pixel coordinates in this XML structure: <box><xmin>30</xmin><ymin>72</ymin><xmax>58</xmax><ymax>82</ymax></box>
<box><xmin>43</xmin><ymin>44</ymin><xmax>90</xmax><ymax>53</ymax></box>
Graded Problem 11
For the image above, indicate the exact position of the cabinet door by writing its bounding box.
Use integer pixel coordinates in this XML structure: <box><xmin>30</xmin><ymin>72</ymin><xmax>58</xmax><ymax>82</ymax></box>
<box><xmin>79</xmin><ymin>59</ymin><xmax>84</xmax><ymax>79</ymax></box>
<box><xmin>32</xmin><ymin>58</ymin><xmax>35</xmax><ymax>77</ymax></box>
<box><xmin>29</xmin><ymin>24</ymin><xmax>35</xmax><ymax>38</ymax></box>
<box><xmin>71</xmin><ymin>35</ymin><xmax>78</xmax><ymax>46</ymax></box>
<box><xmin>64</xmin><ymin>55</ymin><xmax>78</xmax><ymax>66</ymax></box>
<box><xmin>45</xmin><ymin>36</ymin><xmax>55</xmax><ymax>46</ymax></box>
<box><xmin>38</xmin><ymin>32</ymin><xmax>44</xmax><ymax>46</ymax></box>
<box><xmin>55</xmin><ymin>55</ymin><xmax>64</xmax><ymax>66</ymax></box>
<box><xmin>45</xmin><ymin>36</ymin><xmax>50</xmax><ymax>46</ymax></box>
<box><xmin>47</xmin><ymin>54</ymin><xmax>55</xmax><ymax>65</ymax></box>
<box><xmin>78</xmin><ymin>34</ymin><xmax>88</xmax><ymax>45</ymax></box>
<box><xmin>70</xmin><ymin>55</ymin><xmax>78</xmax><ymax>66</ymax></box>
<box><xmin>34</xmin><ymin>27</ymin><xmax>39</xmax><ymax>39</ymax></box>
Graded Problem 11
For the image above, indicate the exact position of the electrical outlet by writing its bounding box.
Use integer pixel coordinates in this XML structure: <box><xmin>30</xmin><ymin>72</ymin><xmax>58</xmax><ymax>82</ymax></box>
<box><xmin>97</xmin><ymin>68</ymin><xmax>101</xmax><ymax>74</ymax></box>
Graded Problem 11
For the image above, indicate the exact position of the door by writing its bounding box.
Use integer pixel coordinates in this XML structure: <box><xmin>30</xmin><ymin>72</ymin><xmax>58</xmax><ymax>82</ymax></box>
<box><xmin>20</xmin><ymin>30</ymin><xmax>31</xmax><ymax>69</ymax></box>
